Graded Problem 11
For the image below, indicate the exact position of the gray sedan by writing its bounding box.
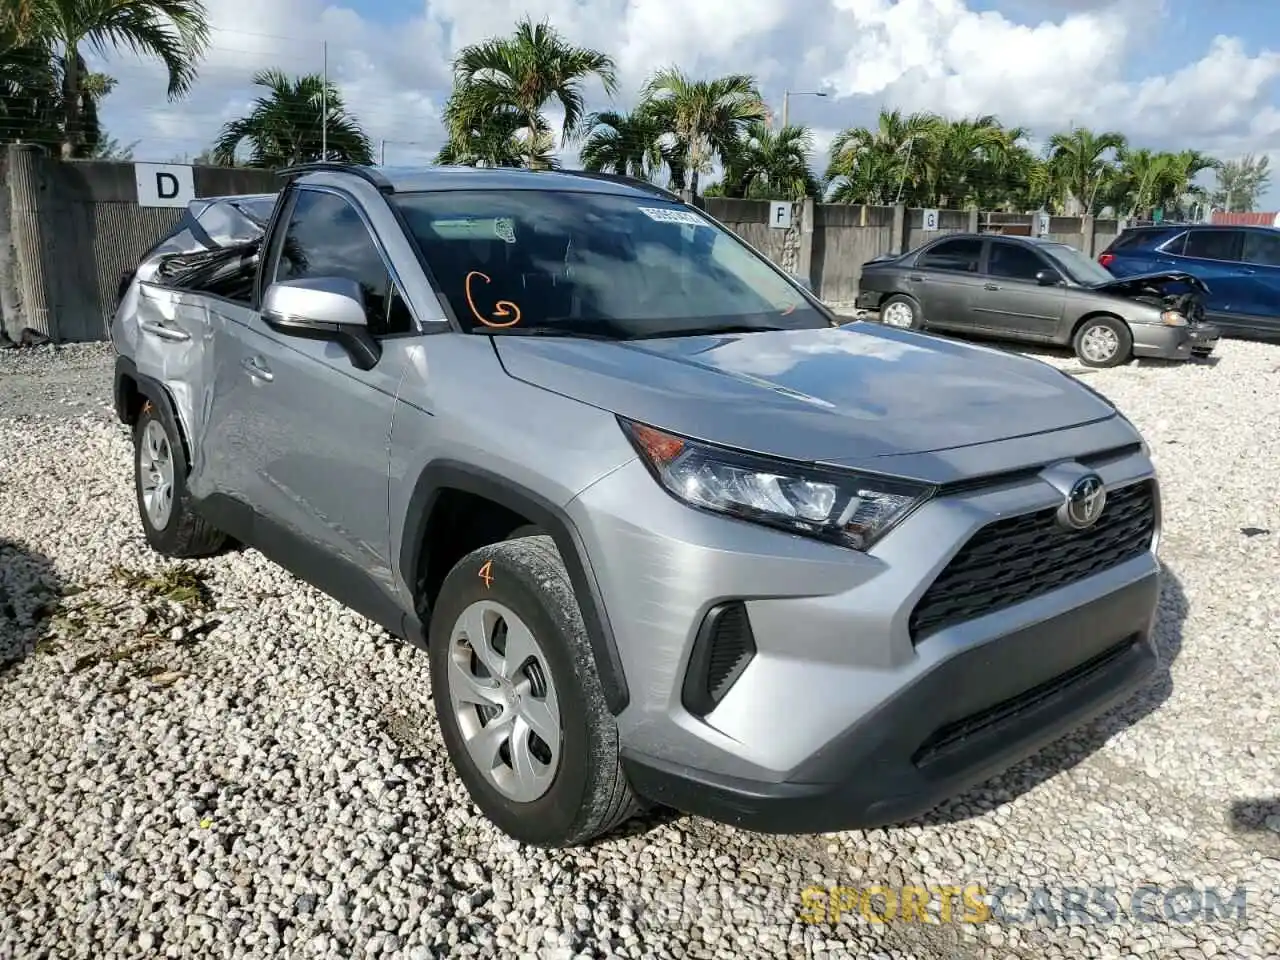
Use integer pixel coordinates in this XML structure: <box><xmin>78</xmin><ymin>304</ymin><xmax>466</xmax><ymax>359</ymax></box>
<box><xmin>854</xmin><ymin>232</ymin><xmax>1221</xmax><ymax>367</ymax></box>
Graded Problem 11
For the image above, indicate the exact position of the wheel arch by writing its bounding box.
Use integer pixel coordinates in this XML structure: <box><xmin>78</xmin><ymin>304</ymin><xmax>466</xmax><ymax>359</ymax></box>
<box><xmin>399</xmin><ymin>461</ymin><xmax>630</xmax><ymax>715</ymax></box>
<box><xmin>1071</xmin><ymin>310</ymin><xmax>1131</xmax><ymax>341</ymax></box>
<box><xmin>114</xmin><ymin>356</ymin><xmax>192</xmax><ymax>465</ymax></box>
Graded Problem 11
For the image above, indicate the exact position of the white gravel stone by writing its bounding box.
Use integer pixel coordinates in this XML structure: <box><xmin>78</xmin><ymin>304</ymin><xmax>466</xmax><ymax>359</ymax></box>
<box><xmin>1</xmin><ymin>337</ymin><xmax>1279</xmax><ymax>959</ymax></box>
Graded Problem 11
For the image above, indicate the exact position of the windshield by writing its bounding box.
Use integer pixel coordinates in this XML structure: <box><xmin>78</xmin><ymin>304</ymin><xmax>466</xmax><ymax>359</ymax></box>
<box><xmin>1042</xmin><ymin>242</ymin><xmax>1116</xmax><ymax>286</ymax></box>
<box><xmin>390</xmin><ymin>189</ymin><xmax>829</xmax><ymax>338</ymax></box>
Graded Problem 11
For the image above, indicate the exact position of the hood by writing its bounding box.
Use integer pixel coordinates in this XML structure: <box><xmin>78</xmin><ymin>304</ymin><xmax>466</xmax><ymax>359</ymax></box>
<box><xmin>1089</xmin><ymin>270</ymin><xmax>1211</xmax><ymax>297</ymax></box>
<box><xmin>493</xmin><ymin>323</ymin><xmax>1118</xmax><ymax>475</ymax></box>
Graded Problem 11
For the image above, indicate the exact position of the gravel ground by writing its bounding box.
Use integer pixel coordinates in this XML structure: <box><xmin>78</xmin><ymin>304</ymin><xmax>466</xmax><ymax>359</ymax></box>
<box><xmin>1</xmin><ymin>335</ymin><xmax>1278</xmax><ymax>960</ymax></box>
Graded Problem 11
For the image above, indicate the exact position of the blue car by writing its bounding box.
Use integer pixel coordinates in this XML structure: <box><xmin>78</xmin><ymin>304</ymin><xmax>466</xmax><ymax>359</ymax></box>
<box><xmin>1097</xmin><ymin>224</ymin><xmax>1280</xmax><ymax>340</ymax></box>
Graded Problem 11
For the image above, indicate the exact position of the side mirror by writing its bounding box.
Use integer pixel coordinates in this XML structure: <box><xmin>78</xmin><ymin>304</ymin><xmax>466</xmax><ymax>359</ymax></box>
<box><xmin>261</xmin><ymin>277</ymin><xmax>381</xmax><ymax>371</ymax></box>
<box><xmin>1035</xmin><ymin>269</ymin><xmax>1063</xmax><ymax>286</ymax></box>
<box><xmin>790</xmin><ymin>272</ymin><xmax>814</xmax><ymax>294</ymax></box>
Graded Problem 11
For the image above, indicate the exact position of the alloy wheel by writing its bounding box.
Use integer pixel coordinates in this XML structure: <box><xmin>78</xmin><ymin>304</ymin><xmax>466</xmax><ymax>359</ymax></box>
<box><xmin>138</xmin><ymin>419</ymin><xmax>175</xmax><ymax>530</ymax></box>
<box><xmin>883</xmin><ymin>302</ymin><xmax>915</xmax><ymax>328</ymax></box>
<box><xmin>1080</xmin><ymin>325</ymin><xmax>1119</xmax><ymax>363</ymax></box>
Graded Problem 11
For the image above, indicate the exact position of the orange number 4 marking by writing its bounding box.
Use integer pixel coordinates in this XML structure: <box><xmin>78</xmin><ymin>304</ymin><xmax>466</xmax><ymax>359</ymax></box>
<box><xmin>478</xmin><ymin>560</ymin><xmax>494</xmax><ymax>589</ymax></box>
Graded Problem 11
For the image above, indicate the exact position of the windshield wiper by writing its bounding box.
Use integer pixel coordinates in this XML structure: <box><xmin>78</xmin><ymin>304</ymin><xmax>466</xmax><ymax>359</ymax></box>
<box><xmin>626</xmin><ymin>323</ymin><xmax>795</xmax><ymax>340</ymax></box>
<box><xmin>480</xmin><ymin>326</ymin><xmax>623</xmax><ymax>341</ymax></box>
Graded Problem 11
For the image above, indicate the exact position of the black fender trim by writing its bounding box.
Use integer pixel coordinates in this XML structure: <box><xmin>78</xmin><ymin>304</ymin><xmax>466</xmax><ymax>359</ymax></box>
<box><xmin>400</xmin><ymin>461</ymin><xmax>630</xmax><ymax>715</ymax></box>
<box><xmin>114</xmin><ymin>356</ymin><xmax>177</xmax><ymax>429</ymax></box>
<box><xmin>113</xmin><ymin>354</ymin><xmax>141</xmax><ymax>424</ymax></box>
<box><xmin>114</xmin><ymin>357</ymin><xmax>200</xmax><ymax>473</ymax></box>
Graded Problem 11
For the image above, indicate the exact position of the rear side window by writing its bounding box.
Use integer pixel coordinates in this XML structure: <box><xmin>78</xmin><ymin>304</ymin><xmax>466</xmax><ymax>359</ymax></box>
<box><xmin>1110</xmin><ymin>229</ymin><xmax>1178</xmax><ymax>251</ymax></box>
<box><xmin>918</xmin><ymin>238</ymin><xmax>983</xmax><ymax>273</ymax></box>
<box><xmin>1241</xmin><ymin>230</ymin><xmax>1280</xmax><ymax>266</ymax></box>
<box><xmin>1182</xmin><ymin>229</ymin><xmax>1244</xmax><ymax>262</ymax></box>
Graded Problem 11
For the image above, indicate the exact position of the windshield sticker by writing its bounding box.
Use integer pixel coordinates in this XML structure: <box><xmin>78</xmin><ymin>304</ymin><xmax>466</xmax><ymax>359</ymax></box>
<box><xmin>494</xmin><ymin>218</ymin><xmax>516</xmax><ymax>244</ymax></box>
<box><xmin>638</xmin><ymin>206</ymin><xmax>708</xmax><ymax>227</ymax></box>
<box><xmin>464</xmin><ymin>270</ymin><xmax>522</xmax><ymax>328</ymax></box>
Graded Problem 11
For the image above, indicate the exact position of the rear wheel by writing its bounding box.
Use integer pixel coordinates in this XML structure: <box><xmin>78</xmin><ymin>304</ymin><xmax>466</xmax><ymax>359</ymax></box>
<box><xmin>133</xmin><ymin>400</ymin><xmax>225</xmax><ymax>557</ymax></box>
<box><xmin>1073</xmin><ymin>316</ymin><xmax>1132</xmax><ymax>368</ymax></box>
<box><xmin>879</xmin><ymin>295</ymin><xmax>923</xmax><ymax>330</ymax></box>
<box><xmin>429</xmin><ymin>535</ymin><xmax>642</xmax><ymax>846</ymax></box>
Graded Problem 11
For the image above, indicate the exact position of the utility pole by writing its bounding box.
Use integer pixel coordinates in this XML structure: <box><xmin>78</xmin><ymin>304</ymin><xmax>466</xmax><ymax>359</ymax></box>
<box><xmin>316</xmin><ymin>41</ymin><xmax>322</xmax><ymax>160</ymax></box>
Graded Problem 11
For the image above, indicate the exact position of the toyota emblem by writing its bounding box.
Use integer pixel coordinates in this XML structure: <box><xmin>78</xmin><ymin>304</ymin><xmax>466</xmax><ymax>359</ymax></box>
<box><xmin>1057</xmin><ymin>474</ymin><xmax>1107</xmax><ymax>531</ymax></box>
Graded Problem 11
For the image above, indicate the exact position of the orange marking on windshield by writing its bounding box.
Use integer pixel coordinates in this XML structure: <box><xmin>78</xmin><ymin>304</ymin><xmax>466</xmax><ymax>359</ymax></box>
<box><xmin>781</xmin><ymin>303</ymin><xmax>797</xmax><ymax>316</ymax></box>
<box><xmin>465</xmin><ymin>270</ymin><xmax>522</xmax><ymax>328</ymax></box>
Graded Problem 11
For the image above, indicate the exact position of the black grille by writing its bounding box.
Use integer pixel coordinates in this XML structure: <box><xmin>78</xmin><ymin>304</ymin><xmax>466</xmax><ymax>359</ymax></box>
<box><xmin>682</xmin><ymin>601</ymin><xmax>757</xmax><ymax>716</ymax></box>
<box><xmin>909</xmin><ymin>480</ymin><xmax>1156</xmax><ymax>640</ymax></box>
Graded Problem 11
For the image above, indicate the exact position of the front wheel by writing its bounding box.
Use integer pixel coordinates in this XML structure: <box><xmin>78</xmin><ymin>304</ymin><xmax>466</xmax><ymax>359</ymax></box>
<box><xmin>1073</xmin><ymin>316</ymin><xmax>1133</xmax><ymax>368</ymax></box>
<box><xmin>429</xmin><ymin>535</ymin><xmax>642</xmax><ymax>847</ymax></box>
<box><xmin>133</xmin><ymin>400</ymin><xmax>225</xmax><ymax>557</ymax></box>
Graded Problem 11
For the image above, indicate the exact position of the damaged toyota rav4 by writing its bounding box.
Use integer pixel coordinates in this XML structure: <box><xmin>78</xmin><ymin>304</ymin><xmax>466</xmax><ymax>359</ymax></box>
<box><xmin>111</xmin><ymin>164</ymin><xmax>1164</xmax><ymax>847</ymax></box>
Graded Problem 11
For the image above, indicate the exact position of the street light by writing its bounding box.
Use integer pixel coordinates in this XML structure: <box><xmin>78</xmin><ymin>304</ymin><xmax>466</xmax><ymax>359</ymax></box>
<box><xmin>781</xmin><ymin>90</ymin><xmax>827</xmax><ymax>129</ymax></box>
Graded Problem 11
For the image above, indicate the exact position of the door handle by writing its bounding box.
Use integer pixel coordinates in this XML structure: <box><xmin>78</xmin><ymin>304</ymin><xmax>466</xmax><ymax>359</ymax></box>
<box><xmin>907</xmin><ymin>274</ymin><xmax>925</xmax><ymax>282</ymax></box>
<box><xmin>984</xmin><ymin>282</ymin><xmax>1000</xmax><ymax>290</ymax></box>
<box><xmin>138</xmin><ymin>319</ymin><xmax>190</xmax><ymax>342</ymax></box>
<box><xmin>241</xmin><ymin>356</ymin><xmax>274</xmax><ymax>382</ymax></box>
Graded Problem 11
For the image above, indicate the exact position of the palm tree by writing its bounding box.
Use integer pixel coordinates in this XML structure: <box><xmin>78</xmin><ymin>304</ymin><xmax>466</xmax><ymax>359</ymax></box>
<box><xmin>1000</xmin><ymin>144</ymin><xmax>1054</xmax><ymax>212</ymax></box>
<box><xmin>0</xmin><ymin>23</ymin><xmax>115</xmax><ymax>158</ymax></box>
<box><xmin>921</xmin><ymin>115</ymin><xmax>1022</xmax><ymax>208</ymax></box>
<box><xmin>824</xmin><ymin>109</ymin><xmax>937</xmax><ymax>205</ymax></box>
<box><xmin>1211</xmin><ymin>154</ymin><xmax>1270</xmax><ymax>212</ymax></box>
<box><xmin>720</xmin><ymin>121</ymin><xmax>817</xmax><ymax>200</ymax></box>
<box><xmin>212</xmin><ymin>68</ymin><xmax>372</xmax><ymax>167</ymax></box>
<box><xmin>825</xmin><ymin>146</ymin><xmax>901</xmax><ymax>205</ymax></box>
<box><xmin>0</xmin><ymin>23</ymin><xmax>59</xmax><ymax>148</ymax></box>
<box><xmin>20</xmin><ymin>0</ymin><xmax>209</xmax><ymax>159</ymax></box>
<box><xmin>579</xmin><ymin>107</ymin><xmax>682</xmax><ymax>183</ymax></box>
<box><xmin>1046</xmin><ymin>127</ymin><xmax>1126</xmax><ymax>215</ymax></box>
<box><xmin>443</xmin><ymin>17</ymin><xmax>616</xmax><ymax>170</ymax></box>
<box><xmin>436</xmin><ymin>100</ymin><xmax>556</xmax><ymax>169</ymax></box>
<box><xmin>639</xmin><ymin>68</ymin><xmax>766</xmax><ymax>196</ymax></box>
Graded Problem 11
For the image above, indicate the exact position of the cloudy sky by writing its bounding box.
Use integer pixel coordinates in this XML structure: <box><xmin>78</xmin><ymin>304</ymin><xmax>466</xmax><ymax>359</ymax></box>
<box><xmin>91</xmin><ymin>0</ymin><xmax>1280</xmax><ymax>205</ymax></box>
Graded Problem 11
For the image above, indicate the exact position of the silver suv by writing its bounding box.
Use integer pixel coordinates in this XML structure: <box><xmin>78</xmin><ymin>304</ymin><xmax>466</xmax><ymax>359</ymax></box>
<box><xmin>111</xmin><ymin>164</ymin><xmax>1163</xmax><ymax>847</ymax></box>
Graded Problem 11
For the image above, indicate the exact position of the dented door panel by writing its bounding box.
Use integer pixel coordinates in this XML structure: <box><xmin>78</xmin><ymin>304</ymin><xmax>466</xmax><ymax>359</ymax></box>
<box><xmin>122</xmin><ymin>281</ymin><xmax>219</xmax><ymax>453</ymax></box>
<box><xmin>186</xmin><ymin>298</ymin><xmax>267</xmax><ymax>502</ymax></box>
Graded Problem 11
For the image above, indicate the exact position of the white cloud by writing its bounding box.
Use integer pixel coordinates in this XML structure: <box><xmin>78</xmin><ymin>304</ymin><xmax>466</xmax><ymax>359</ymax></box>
<box><xmin>90</xmin><ymin>0</ymin><xmax>1280</xmax><ymax>204</ymax></box>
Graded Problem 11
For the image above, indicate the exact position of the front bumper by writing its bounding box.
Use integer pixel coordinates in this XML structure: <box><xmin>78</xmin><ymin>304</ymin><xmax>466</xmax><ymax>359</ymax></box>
<box><xmin>1132</xmin><ymin>321</ymin><xmax>1220</xmax><ymax>360</ymax></box>
<box><xmin>568</xmin><ymin>424</ymin><xmax>1162</xmax><ymax>833</ymax></box>
<box><xmin>623</xmin><ymin>577</ymin><xmax>1158</xmax><ymax>833</ymax></box>
<box><xmin>1187</xmin><ymin>322</ymin><xmax>1220</xmax><ymax>355</ymax></box>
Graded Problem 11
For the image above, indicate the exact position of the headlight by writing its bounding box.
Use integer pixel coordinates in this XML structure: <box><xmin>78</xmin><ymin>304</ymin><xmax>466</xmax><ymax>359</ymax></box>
<box><xmin>1160</xmin><ymin>310</ymin><xmax>1187</xmax><ymax>326</ymax></box>
<box><xmin>618</xmin><ymin>418</ymin><xmax>933</xmax><ymax>550</ymax></box>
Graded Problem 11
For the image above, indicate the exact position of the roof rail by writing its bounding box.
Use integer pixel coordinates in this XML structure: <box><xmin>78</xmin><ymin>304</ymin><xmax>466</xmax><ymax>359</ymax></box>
<box><xmin>555</xmin><ymin>169</ymin><xmax>684</xmax><ymax>202</ymax></box>
<box><xmin>276</xmin><ymin>162</ymin><xmax>394</xmax><ymax>193</ymax></box>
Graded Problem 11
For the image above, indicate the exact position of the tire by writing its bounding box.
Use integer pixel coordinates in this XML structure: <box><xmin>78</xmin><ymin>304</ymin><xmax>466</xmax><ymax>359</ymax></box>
<box><xmin>504</xmin><ymin>524</ymin><xmax>543</xmax><ymax>541</ymax></box>
<box><xmin>879</xmin><ymin>294</ymin><xmax>923</xmax><ymax>330</ymax></box>
<box><xmin>429</xmin><ymin>534</ymin><xmax>642</xmax><ymax>847</ymax></box>
<box><xmin>1073</xmin><ymin>316</ymin><xmax>1132</xmax><ymax>368</ymax></box>
<box><xmin>133</xmin><ymin>399</ymin><xmax>226</xmax><ymax>558</ymax></box>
